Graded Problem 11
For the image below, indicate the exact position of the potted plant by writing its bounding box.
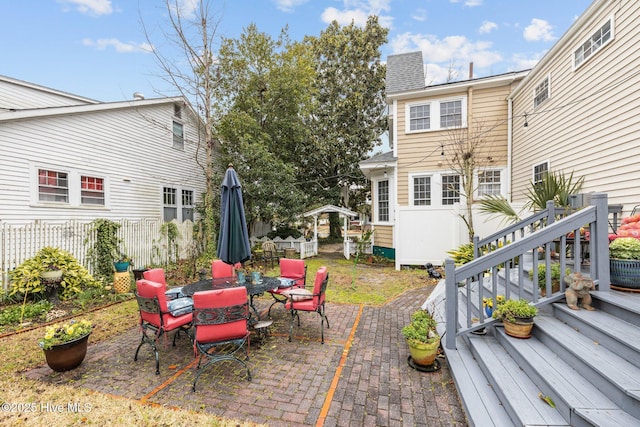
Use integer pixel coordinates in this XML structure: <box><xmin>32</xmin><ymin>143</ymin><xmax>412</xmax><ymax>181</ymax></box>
<box><xmin>529</xmin><ymin>263</ymin><xmax>571</xmax><ymax>296</ymax></box>
<box><xmin>402</xmin><ymin>310</ymin><xmax>440</xmax><ymax>367</ymax></box>
<box><xmin>114</xmin><ymin>253</ymin><xmax>132</xmax><ymax>273</ymax></box>
<box><xmin>609</xmin><ymin>237</ymin><xmax>640</xmax><ymax>289</ymax></box>
<box><xmin>492</xmin><ymin>299</ymin><xmax>538</xmax><ymax>339</ymax></box>
<box><xmin>39</xmin><ymin>319</ymin><xmax>93</xmax><ymax>372</ymax></box>
<box><xmin>482</xmin><ymin>294</ymin><xmax>505</xmax><ymax>318</ymax></box>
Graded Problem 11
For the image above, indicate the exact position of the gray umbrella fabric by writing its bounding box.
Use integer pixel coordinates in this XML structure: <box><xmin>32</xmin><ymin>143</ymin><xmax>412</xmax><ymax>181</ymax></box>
<box><xmin>216</xmin><ymin>166</ymin><xmax>252</xmax><ymax>265</ymax></box>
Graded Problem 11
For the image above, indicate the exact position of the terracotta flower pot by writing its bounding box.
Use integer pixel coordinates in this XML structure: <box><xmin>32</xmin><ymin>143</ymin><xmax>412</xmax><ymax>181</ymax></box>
<box><xmin>43</xmin><ymin>332</ymin><xmax>91</xmax><ymax>372</ymax></box>
<box><xmin>503</xmin><ymin>319</ymin><xmax>534</xmax><ymax>339</ymax></box>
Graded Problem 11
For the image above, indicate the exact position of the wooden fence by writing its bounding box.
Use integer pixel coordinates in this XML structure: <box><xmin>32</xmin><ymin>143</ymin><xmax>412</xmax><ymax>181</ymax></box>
<box><xmin>1</xmin><ymin>219</ymin><xmax>197</xmax><ymax>290</ymax></box>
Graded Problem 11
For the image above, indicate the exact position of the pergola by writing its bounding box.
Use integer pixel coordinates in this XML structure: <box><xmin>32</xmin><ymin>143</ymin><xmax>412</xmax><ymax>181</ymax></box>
<box><xmin>303</xmin><ymin>204</ymin><xmax>359</xmax><ymax>244</ymax></box>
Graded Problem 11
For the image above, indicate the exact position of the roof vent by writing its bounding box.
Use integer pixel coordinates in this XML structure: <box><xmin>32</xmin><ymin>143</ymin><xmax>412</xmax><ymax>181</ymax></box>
<box><xmin>133</xmin><ymin>92</ymin><xmax>145</xmax><ymax>100</ymax></box>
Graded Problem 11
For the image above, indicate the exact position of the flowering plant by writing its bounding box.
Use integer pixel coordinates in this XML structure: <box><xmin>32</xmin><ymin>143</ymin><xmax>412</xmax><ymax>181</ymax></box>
<box><xmin>482</xmin><ymin>295</ymin><xmax>505</xmax><ymax>308</ymax></box>
<box><xmin>39</xmin><ymin>319</ymin><xmax>92</xmax><ymax>350</ymax></box>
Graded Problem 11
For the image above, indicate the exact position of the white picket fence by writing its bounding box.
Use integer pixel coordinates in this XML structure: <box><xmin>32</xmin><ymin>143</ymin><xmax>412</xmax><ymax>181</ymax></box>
<box><xmin>1</xmin><ymin>219</ymin><xmax>196</xmax><ymax>290</ymax></box>
<box><xmin>249</xmin><ymin>236</ymin><xmax>318</xmax><ymax>260</ymax></box>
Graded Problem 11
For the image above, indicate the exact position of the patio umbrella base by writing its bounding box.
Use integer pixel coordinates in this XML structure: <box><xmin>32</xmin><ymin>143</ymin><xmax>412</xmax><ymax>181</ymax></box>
<box><xmin>407</xmin><ymin>355</ymin><xmax>441</xmax><ymax>372</ymax></box>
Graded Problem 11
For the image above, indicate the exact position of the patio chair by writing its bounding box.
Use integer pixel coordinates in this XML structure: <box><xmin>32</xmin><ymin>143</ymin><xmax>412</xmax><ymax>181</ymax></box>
<box><xmin>134</xmin><ymin>279</ymin><xmax>193</xmax><ymax>375</ymax></box>
<box><xmin>143</xmin><ymin>267</ymin><xmax>184</xmax><ymax>300</ymax></box>
<box><xmin>267</xmin><ymin>258</ymin><xmax>307</xmax><ymax>317</ymax></box>
<box><xmin>284</xmin><ymin>266</ymin><xmax>330</xmax><ymax>344</ymax></box>
<box><xmin>191</xmin><ymin>287</ymin><xmax>252</xmax><ymax>391</ymax></box>
<box><xmin>211</xmin><ymin>259</ymin><xmax>237</xmax><ymax>279</ymax></box>
<box><xmin>261</xmin><ymin>240</ymin><xmax>280</xmax><ymax>269</ymax></box>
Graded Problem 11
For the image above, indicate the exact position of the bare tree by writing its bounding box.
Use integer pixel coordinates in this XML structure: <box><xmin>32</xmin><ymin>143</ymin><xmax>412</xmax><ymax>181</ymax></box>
<box><xmin>140</xmin><ymin>0</ymin><xmax>221</xmax><ymax>256</ymax></box>
<box><xmin>442</xmin><ymin>118</ymin><xmax>501</xmax><ymax>239</ymax></box>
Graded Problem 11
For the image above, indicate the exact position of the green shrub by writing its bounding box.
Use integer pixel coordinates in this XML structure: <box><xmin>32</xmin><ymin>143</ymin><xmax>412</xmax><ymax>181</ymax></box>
<box><xmin>609</xmin><ymin>237</ymin><xmax>640</xmax><ymax>260</ymax></box>
<box><xmin>401</xmin><ymin>310</ymin><xmax>439</xmax><ymax>345</ymax></box>
<box><xmin>529</xmin><ymin>263</ymin><xmax>570</xmax><ymax>288</ymax></box>
<box><xmin>9</xmin><ymin>247</ymin><xmax>101</xmax><ymax>300</ymax></box>
<box><xmin>492</xmin><ymin>298</ymin><xmax>538</xmax><ymax>323</ymax></box>
<box><xmin>0</xmin><ymin>300</ymin><xmax>52</xmax><ymax>325</ymax></box>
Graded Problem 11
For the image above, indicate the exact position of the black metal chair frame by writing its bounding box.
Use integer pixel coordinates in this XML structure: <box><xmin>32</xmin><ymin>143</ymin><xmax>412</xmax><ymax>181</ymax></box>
<box><xmin>192</xmin><ymin>301</ymin><xmax>252</xmax><ymax>392</ymax></box>
<box><xmin>288</xmin><ymin>272</ymin><xmax>330</xmax><ymax>344</ymax></box>
<box><xmin>268</xmin><ymin>265</ymin><xmax>307</xmax><ymax>317</ymax></box>
<box><xmin>133</xmin><ymin>293</ymin><xmax>193</xmax><ymax>375</ymax></box>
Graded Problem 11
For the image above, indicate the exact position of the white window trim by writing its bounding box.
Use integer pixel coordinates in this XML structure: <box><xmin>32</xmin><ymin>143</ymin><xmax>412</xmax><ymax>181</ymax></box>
<box><xmin>409</xmin><ymin>172</ymin><xmax>433</xmax><ymax>207</ymax></box>
<box><xmin>532</xmin><ymin>160</ymin><xmax>550</xmax><ymax>184</ymax></box>
<box><xmin>474</xmin><ymin>168</ymin><xmax>506</xmax><ymax>199</ymax></box>
<box><xmin>408</xmin><ymin>171</ymin><xmax>466</xmax><ymax>207</ymax></box>
<box><xmin>373</xmin><ymin>177</ymin><xmax>394</xmax><ymax>225</ymax></box>
<box><xmin>172</xmin><ymin>120</ymin><xmax>185</xmax><ymax>150</ymax></box>
<box><xmin>405</xmin><ymin>96</ymin><xmax>467</xmax><ymax>134</ymax></box>
<box><xmin>573</xmin><ymin>15</ymin><xmax>614</xmax><ymax>71</ymax></box>
<box><xmin>30</xmin><ymin>164</ymin><xmax>110</xmax><ymax>208</ymax></box>
<box><xmin>162</xmin><ymin>185</ymin><xmax>195</xmax><ymax>222</ymax></box>
<box><xmin>533</xmin><ymin>73</ymin><xmax>551</xmax><ymax>110</ymax></box>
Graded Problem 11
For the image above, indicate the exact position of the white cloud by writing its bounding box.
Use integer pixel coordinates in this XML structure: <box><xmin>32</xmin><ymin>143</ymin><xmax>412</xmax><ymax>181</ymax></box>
<box><xmin>57</xmin><ymin>0</ymin><xmax>113</xmax><ymax>16</ymax></box>
<box><xmin>510</xmin><ymin>51</ymin><xmax>547</xmax><ymax>70</ymax></box>
<box><xmin>523</xmin><ymin>18</ymin><xmax>556</xmax><ymax>42</ymax></box>
<box><xmin>391</xmin><ymin>32</ymin><xmax>502</xmax><ymax>81</ymax></box>
<box><xmin>412</xmin><ymin>8</ymin><xmax>427</xmax><ymax>22</ymax></box>
<box><xmin>273</xmin><ymin>0</ymin><xmax>309</xmax><ymax>13</ymax></box>
<box><xmin>449</xmin><ymin>0</ymin><xmax>483</xmax><ymax>6</ymax></box>
<box><xmin>320</xmin><ymin>0</ymin><xmax>393</xmax><ymax>29</ymax></box>
<box><xmin>479</xmin><ymin>21</ymin><xmax>497</xmax><ymax>34</ymax></box>
<box><xmin>82</xmin><ymin>38</ymin><xmax>152</xmax><ymax>53</ymax></box>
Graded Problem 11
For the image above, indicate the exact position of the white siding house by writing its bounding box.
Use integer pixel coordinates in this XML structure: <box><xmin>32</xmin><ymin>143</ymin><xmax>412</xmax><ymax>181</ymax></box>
<box><xmin>0</xmin><ymin>75</ymin><xmax>207</xmax><ymax>225</ymax></box>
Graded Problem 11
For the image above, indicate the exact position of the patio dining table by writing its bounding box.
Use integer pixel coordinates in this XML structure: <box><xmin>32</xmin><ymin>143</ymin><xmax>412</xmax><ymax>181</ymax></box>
<box><xmin>181</xmin><ymin>276</ymin><xmax>280</xmax><ymax>322</ymax></box>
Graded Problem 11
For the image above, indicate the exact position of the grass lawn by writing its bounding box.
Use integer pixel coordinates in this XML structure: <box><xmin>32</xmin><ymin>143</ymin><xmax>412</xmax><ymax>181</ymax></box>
<box><xmin>0</xmin><ymin>251</ymin><xmax>438</xmax><ymax>426</ymax></box>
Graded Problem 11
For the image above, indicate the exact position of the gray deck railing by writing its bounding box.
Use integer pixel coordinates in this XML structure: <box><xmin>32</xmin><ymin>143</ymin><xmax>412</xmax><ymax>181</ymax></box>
<box><xmin>444</xmin><ymin>193</ymin><xmax>611</xmax><ymax>350</ymax></box>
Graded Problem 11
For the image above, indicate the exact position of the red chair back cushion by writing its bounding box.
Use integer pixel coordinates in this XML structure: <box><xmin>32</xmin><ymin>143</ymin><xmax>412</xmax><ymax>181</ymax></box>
<box><xmin>312</xmin><ymin>267</ymin><xmax>328</xmax><ymax>305</ymax></box>
<box><xmin>211</xmin><ymin>260</ymin><xmax>235</xmax><ymax>279</ymax></box>
<box><xmin>279</xmin><ymin>258</ymin><xmax>306</xmax><ymax>287</ymax></box>
<box><xmin>136</xmin><ymin>279</ymin><xmax>169</xmax><ymax>325</ymax></box>
<box><xmin>143</xmin><ymin>268</ymin><xmax>167</xmax><ymax>287</ymax></box>
<box><xmin>193</xmin><ymin>287</ymin><xmax>247</xmax><ymax>343</ymax></box>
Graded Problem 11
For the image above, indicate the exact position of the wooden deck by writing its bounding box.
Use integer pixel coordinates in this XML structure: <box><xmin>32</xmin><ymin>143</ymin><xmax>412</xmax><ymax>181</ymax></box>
<box><xmin>435</xmin><ymin>272</ymin><xmax>640</xmax><ymax>427</ymax></box>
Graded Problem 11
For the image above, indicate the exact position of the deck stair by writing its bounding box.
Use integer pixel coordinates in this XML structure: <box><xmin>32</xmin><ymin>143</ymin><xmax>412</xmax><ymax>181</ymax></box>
<box><xmin>442</xmin><ymin>270</ymin><xmax>640</xmax><ymax>427</ymax></box>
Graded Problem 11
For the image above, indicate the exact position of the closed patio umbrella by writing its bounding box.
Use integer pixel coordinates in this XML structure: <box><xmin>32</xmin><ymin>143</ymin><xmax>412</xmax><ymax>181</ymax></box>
<box><xmin>216</xmin><ymin>165</ymin><xmax>252</xmax><ymax>265</ymax></box>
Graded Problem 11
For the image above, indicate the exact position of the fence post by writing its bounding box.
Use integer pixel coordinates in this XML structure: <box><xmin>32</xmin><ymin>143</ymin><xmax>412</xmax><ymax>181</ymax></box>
<box><xmin>445</xmin><ymin>258</ymin><xmax>458</xmax><ymax>350</ymax></box>
<box><xmin>592</xmin><ymin>193</ymin><xmax>610</xmax><ymax>292</ymax></box>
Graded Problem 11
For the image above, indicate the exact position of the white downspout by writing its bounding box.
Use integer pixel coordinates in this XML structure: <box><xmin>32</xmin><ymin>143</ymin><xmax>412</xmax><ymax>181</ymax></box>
<box><xmin>507</xmin><ymin>97</ymin><xmax>513</xmax><ymax>202</ymax></box>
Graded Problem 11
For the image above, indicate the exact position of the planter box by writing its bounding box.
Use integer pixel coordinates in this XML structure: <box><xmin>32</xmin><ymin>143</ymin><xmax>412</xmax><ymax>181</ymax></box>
<box><xmin>610</xmin><ymin>259</ymin><xmax>640</xmax><ymax>289</ymax></box>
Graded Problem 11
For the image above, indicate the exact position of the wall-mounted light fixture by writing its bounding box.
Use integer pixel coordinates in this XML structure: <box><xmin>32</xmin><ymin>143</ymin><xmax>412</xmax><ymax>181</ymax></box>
<box><xmin>523</xmin><ymin>112</ymin><xmax>529</xmax><ymax>127</ymax></box>
<box><xmin>383</xmin><ymin>166</ymin><xmax>388</xmax><ymax>178</ymax></box>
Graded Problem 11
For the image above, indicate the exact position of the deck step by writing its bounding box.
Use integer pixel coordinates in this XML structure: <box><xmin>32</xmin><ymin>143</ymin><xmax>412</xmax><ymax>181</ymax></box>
<box><xmin>591</xmin><ymin>290</ymin><xmax>640</xmax><ymax>327</ymax></box>
<box><xmin>443</xmin><ymin>336</ymin><xmax>513</xmax><ymax>427</ymax></box>
<box><xmin>534</xmin><ymin>315</ymin><xmax>640</xmax><ymax>419</ymax></box>
<box><xmin>573</xmin><ymin>408</ymin><xmax>640</xmax><ymax>427</ymax></box>
<box><xmin>553</xmin><ymin>302</ymin><xmax>640</xmax><ymax>368</ymax></box>
<box><xmin>468</xmin><ymin>333</ymin><xmax>568</xmax><ymax>426</ymax></box>
<box><xmin>493</xmin><ymin>323</ymin><xmax>618</xmax><ymax>422</ymax></box>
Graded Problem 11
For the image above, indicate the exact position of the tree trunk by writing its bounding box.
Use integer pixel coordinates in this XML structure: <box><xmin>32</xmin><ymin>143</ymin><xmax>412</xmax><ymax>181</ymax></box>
<box><xmin>329</xmin><ymin>212</ymin><xmax>342</xmax><ymax>239</ymax></box>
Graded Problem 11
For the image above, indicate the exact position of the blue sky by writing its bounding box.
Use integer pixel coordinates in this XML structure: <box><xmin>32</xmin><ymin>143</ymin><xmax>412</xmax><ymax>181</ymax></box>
<box><xmin>0</xmin><ymin>0</ymin><xmax>593</xmax><ymax>102</ymax></box>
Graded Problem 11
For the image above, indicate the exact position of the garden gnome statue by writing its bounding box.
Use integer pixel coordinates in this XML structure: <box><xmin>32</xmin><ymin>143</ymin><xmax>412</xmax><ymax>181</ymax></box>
<box><xmin>563</xmin><ymin>272</ymin><xmax>595</xmax><ymax>311</ymax></box>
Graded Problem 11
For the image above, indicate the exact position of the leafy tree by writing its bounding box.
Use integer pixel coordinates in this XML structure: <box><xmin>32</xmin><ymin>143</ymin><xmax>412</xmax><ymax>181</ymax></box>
<box><xmin>302</xmin><ymin>16</ymin><xmax>388</xmax><ymax>237</ymax></box>
<box><xmin>212</xmin><ymin>24</ymin><xmax>309</xmax><ymax>228</ymax></box>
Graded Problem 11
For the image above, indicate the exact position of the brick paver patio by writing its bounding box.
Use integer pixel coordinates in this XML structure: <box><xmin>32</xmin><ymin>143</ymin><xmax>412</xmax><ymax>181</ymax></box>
<box><xmin>26</xmin><ymin>288</ymin><xmax>468</xmax><ymax>426</ymax></box>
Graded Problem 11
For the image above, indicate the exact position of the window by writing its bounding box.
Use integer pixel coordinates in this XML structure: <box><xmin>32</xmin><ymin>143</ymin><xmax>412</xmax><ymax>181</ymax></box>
<box><xmin>440</xmin><ymin>100</ymin><xmax>462</xmax><ymax>128</ymax></box>
<box><xmin>413</xmin><ymin>176</ymin><xmax>431</xmax><ymax>206</ymax></box>
<box><xmin>442</xmin><ymin>175</ymin><xmax>460</xmax><ymax>205</ymax></box>
<box><xmin>38</xmin><ymin>169</ymin><xmax>68</xmax><ymax>203</ymax></box>
<box><xmin>174</xmin><ymin>103</ymin><xmax>182</xmax><ymax>119</ymax></box>
<box><xmin>172</xmin><ymin>121</ymin><xmax>184</xmax><ymax>149</ymax></box>
<box><xmin>406</xmin><ymin>97</ymin><xmax>466</xmax><ymax>133</ymax></box>
<box><xmin>182</xmin><ymin>189</ymin><xmax>194</xmax><ymax>222</ymax></box>
<box><xmin>409</xmin><ymin>104</ymin><xmax>430</xmax><ymax>131</ymax></box>
<box><xmin>533</xmin><ymin>162</ymin><xmax>549</xmax><ymax>185</ymax></box>
<box><xmin>534</xmin><ymin>76</ymin><xmax>549</xmax><ymax>108</ymax></box>
<box><xmin>377</xmin><ymin>180</ymin><xmax>389</xmax><ymax>222</ymax></box>
<box><xmin>478</xmin><ymin>170</ymin><xmax>501</xmax><ymax>197</ymax></box>
<box><xmin>163</xmin><ymin>187</ymin><xmax>177</xmax><ymax>222</ymax></box>
<box><xmin>80</xmin><ymin>176</ymin><xmax>105</xmax><ymax>205</ymax></box>
<box><xmin>574</xmin><ymin>17</ymin><xmax>613</xmax><ymax>68</ymax></box>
